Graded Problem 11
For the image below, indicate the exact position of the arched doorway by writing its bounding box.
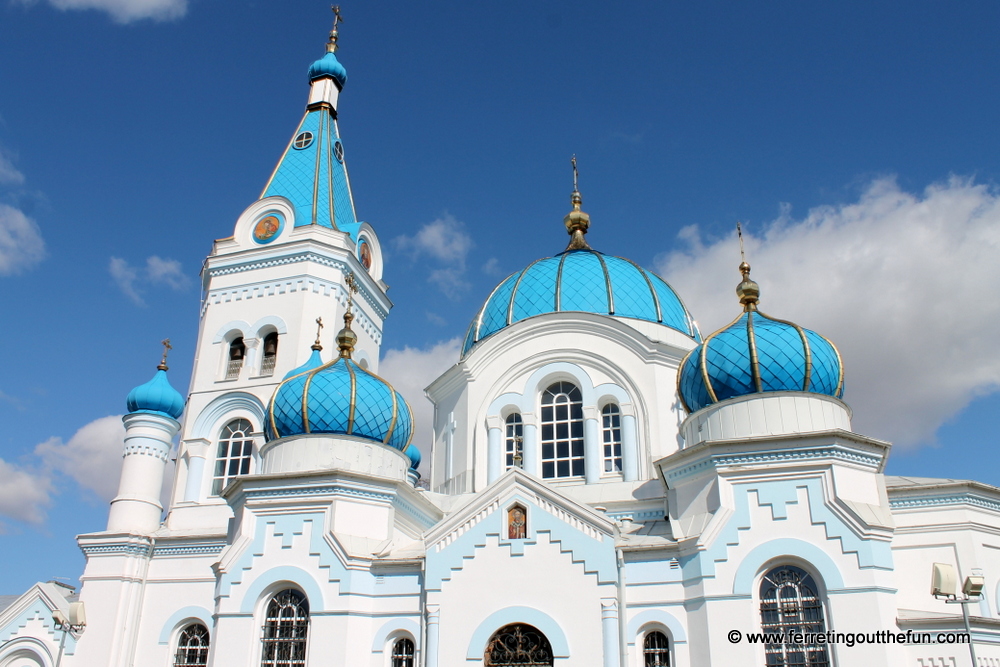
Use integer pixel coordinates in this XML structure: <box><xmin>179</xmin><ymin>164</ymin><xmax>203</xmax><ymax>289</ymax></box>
<box><xmin>484</xmin><ymin>623</ymin><xmax>554</xmax><ymax>666</ymax></box>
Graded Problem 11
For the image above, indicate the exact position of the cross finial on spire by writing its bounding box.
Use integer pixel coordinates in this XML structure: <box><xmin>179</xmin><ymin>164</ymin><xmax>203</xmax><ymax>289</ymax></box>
<box><xmin>158</xmin><ymin>338</ymin><xmax>172</xmax><ymax>371</ymax></box>
<box><xmin>735</xmin><ymin>221</ymin><xmax>760</xmax><ymax>311</ymax></box>
<box><xmin>337</xmin><ymin>272</ymin><xmax>360</xmax><ymax>358</ymax></box>
<box><xmin>327</xmin><ymin>5</ymin><xmax>343</xmax><ymax>52</ymax></box>
<box><xmin>564</xmin><ymin>155</ymin><xmax>591</xmax><ymax>250</ymax></box>
<box><xmin>571</xmin><ymin>154</ymin><xmax>579</xmax><ymax>193</ymax></box>
<box><xmin>344</xmin><ymin>271</ymin><xmax>359</xmax><ymax>315</ymax></box>
<box><xmin>312</xmin><ymin>317</ymin><xmax>325</xmax><ymax>351</ymax></box>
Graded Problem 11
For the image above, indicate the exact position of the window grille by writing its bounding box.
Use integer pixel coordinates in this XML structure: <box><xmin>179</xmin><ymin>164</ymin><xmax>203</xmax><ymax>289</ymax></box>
<box><xmin>261</xmin><ymin>589</ymin><xmax>309</xmax><ymax>667</ymax></box>
<box><xmin>759</xmin><ymin>565</ymin><xmax>830</xmax><ymax>666</ymax></box>
<box><xmin>391</xmin><ymin>637</ymin><xmax>415</xmax><ymax>667</ymax></box>
<box><xmin>505</xmin><ymin>413</ymin><xmax>523</xmax><ymax>470</ymax></box>
<box><xmin>174</xmin><ymin>623</ymin><xmax>209</xmax><ymax>667</ymax></box>
<box><xmin>484</xmin><ymin>623</ymin><xmax>553</xmax><ymax>666</ymax></box>
<box><xmin>212</xmin><ymin>419</ymin><xmax>254</xmax><ymax>494</ymax></box>
<box><xmin>226</xmin><ymin>337</ymin><xmax>246</xmax><ymax>380</ymax></box>
<box><xmin>643</xmin><ymin>630</ymin><xmax>669</xmax><ymax>666</ymax></box>
<box><xmin>601</xmin><ymin>403</ymin><xmax>623</xmax><ymax>473</ymax></box>
<box><xmin>540</xmin><ymin>381</ymin><xmax>584</xmax><ymax>479</ymax></box>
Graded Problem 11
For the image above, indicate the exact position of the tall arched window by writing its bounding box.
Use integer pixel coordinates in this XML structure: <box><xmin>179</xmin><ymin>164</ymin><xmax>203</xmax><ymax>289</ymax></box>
<box><xmin>484</xmin><ymin>623</ymin><xmax>553</xmax><ymax>666</ymax></box>
<box><xmin>505</xmin><ymin>413</ymin><xmax>523</xmax><ymax>470</ymax></box>
<box><xmin>261</xmin><ymin>332</ymin><xmax>279</xmax><ymax>376</ymax></box>
<box><xmin>213</xmin><ymin>418</ymin><xmax>254</xmax><ymax>494</ymax></box>
<box><xmin>759</xmin><ymin>565</ymin><xmax>830</xmax><ymax>666</ymax></box>
<box><xmin>174</xmin><ymin>623</ymin><xmax>210</xmax><ymax>667</ymax></box>
<box><xmin>540</xmin><ymin>381</ymin><xmax>584</xmax><ymax>479</ymax></box>
<box><xmin>391</xmin><ymin>637</ymin><xmax>415</xmax><ymax>667</ymax></box>
<box><xmin>643</xmin><ymin>630</ymin><xmax>669</xmax><ymax>666</ymax></box>
<box><xmin>601</xmin><ymin>403</ymin><xmax>623</xmax><ymax>474</ymax></box>
<box><xmin>261</xmin><ymin>589</ymin><xmax>309</xmax><ymax>667</ymax></box>
<box><xmin>226</xmin><ymin>337</ymin><xmax>246</xmax><ymax>380</ymax></box>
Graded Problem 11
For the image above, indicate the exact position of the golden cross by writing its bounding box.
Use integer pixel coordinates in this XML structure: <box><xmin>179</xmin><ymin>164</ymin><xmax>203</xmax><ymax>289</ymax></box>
<box><xmin>737</xmin><ymin>221</ymin><xmax>746</xmax><ymax>264</ymax></box>
<box><xmin>571</xmin><ymin>155</ymin><xmax>579</xmax><ymax>192</ymax></box>
<box><xmin>159</xmin><ymin>338</ymin><xmax>172</xmax><ymax>370</ymax></box>
<box><xmin>331</xmin><ymin>5</ymin><xmax>343</xmax><ymax>32</ymax></box>
<box><xmin>344</xmin><ymin>272</ymin><xmax>359</xmax><ymax>314</ymax></box>
<box><xmin>314</xmin><ymin>317</ymin><xmax>324</xmax><ymax>345</ymax></box>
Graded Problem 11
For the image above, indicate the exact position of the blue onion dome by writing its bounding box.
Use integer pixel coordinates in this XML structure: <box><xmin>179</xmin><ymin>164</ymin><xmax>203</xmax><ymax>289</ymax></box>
<box><xmin>126</xmin><ymin>352</ymin><xmax>184</xmax><ymax>420</ymax></box>
<box><xmin>405</xmin><ymin>444</ymin><xmax>422</xmax><ymax>470</ymax></box>
<box><xmin>677</xmin><ymin>261</ymin><xmax>845</xmax><ymax>414</ymax></box>
<box><xmin>308</xmin><ymin>21</ymin><xmax>347</xmax><ymax>88</ymax></box>
<box><xmin>266</xmin><ymin>310</ymin><xmax>413</xmax><ymax>451</ymax></box>
<box><xmin>462</xmin><ymin>176</ymin><xmax>699</xmax><ymax>357</ymax></box>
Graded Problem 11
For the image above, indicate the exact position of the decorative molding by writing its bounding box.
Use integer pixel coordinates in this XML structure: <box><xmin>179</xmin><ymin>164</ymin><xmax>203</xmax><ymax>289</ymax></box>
<box><xmin>664</xmin><ymin>446</ymin><xmax>882</xmax><ymax>484</ymax></box>
<box><xmin>152</xmin><ymin>543</ymin><xmax>226</xmax><ymax>557</ymax></box>
<box><xmin>123</xmin><ymin>441</ymin><xmax>171</xmax><ymax>462</ymax></box>
<box><xmin>890</xmin><ymin>493</ymin><xmax>1000</xmax><ymax>513</ymax></box>
<box><xmin>243</xmin><ymin>484</ymin><xmax>394</xmax><ymax>503</ymax></box>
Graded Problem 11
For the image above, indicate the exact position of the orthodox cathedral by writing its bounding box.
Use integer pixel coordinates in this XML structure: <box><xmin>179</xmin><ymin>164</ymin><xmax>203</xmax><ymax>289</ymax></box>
<box><xmin>4</xmin><ymin>19</ymin><xmax>1000</xmax><ymax>667</ymax></box>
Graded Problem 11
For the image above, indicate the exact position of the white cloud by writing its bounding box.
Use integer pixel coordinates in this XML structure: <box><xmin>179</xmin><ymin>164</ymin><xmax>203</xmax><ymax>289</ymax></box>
<box><xmin>0</xmin><ymin>204</ymin><xmax>45</xmax><ymax>275</ymax></box>
<box><xmin>36</xmin><ymin>415</ymin><xmax>126</xmax><ymax>501</ymax></box>
<box><xmin>656</xmin><ymin>176</ymin><xmax>1000</xmax><ymax>447</ymax></box>
<box><xmin>380</xmin><ymin>338</ymin><xmax>462</xmax><ymax>464</ymax></box>
<box><xmin>0</xmin><ymin>150</ymin><xmax>25</xmax><ymax>186</ymax></box>
<box><xmin>0</xmin><ymin>458</ymin><xmax>51</xmax><ymax>526</ymax></box>
<box><xmin>42</xmin><ymin>0</ymin><xmax>187</xmax><ymax>23</ymax></box>
<box><xmin>110</xmin><ymin>255</ymin><xmax>190</xmax><ymax>305</ymax></box>
<box><xmin>395</xmin><ymin>214</ymin><xmax>474</xmax><ymax>299</ymax></box>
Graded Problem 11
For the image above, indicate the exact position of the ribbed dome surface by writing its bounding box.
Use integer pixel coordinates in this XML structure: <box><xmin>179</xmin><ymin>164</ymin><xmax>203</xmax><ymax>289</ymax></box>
<box><xmin>126</xmin><ymin>369</ymin><xmax>184</xmax><ymax>419</ymax></box>
<box><xmin>267</xmin><ymin>355</ymin><xmax>413</xmax><ymax>451</ymax></box>
<box><xmin>678</xmin><ymin>310</ymin><xmax>844</xmax><ymax>413</ymax></box>
<box><xmin>308</xmin><ymin>51</ymin><xmax>348</xmax><ymax>87</ymax></box>
<box><xmin>462</xmin><ymin>249</ymin><xmax>699</xmax><ymax>356</ymax></box>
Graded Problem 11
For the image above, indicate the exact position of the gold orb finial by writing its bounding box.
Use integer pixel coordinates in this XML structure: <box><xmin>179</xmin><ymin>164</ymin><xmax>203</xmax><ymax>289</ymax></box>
<box><xmin>337</xmin><ymin>272</ymin><xmax>360</xmax><ymax>358</ymax></box>
<box><xmin>158</xmin><ymin>338</ymin><xmax>172</xmax><ymax>371</ymax></box>
<box><xmin>735</xmin><ymin>222</ymin><xmax>760</xmax><ymax>311</ymax></box>
<box><xmin>564</xmin><ymin>155</ymin><xmax>591</xmax><ymax>250</ymax></box>
<box><xmin>327</xmin><ymin>5</ymin><xmax>343</xmax><ymax>53</ymax></box>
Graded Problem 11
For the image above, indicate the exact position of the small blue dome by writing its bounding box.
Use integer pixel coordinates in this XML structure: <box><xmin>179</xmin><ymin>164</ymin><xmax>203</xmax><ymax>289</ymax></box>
<box><xmin>462</xmin><ymin>249</ymin><xmax>700</xmax><ymax>357</ymax></box>
<box><xmin>267</xmin><ymin>353</ymin><xmax>413</xmax><ymax>451</ymax></box>
<box><xmin>308</xmin><ymin>51</ymin><xmax>347</xmax><ymax>88</ymax></box>
<box><xmin>126</xmin><ymin>368</ymin><xmax>184</xmax><ymax>419</ymax></box>
<box><xmin>405</xmin><ymin>444</ymin><xmax>422</xmax><ymax>470</ymax></box>
<box><xmin>678</xmin><ymin>309</ymin><xmax>845</xmax><ymax>413</ymax></box>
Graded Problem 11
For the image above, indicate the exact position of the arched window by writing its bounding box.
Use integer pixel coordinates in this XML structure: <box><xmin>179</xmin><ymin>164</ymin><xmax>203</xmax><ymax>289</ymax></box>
<box><xmin>174</xmin><ymin>623</ymin><xmax>210</xmax><ymax>667</ymax></box>
<box><xmin>540</xmin><ymin>381</ymin><xmax>584</xmax><ymax>479</ymax></box>
<box><xmin>505</xmin><ymin>413</ymin><xmax>523</xmax><ymax>470</ymax></box>
<box><xmin>484</xmin><ymin>623</ymin><xmax>553</xmax><ymax>666</ymax></box>
<box><xmin>759</xmin><ymin>565</ymin><xmax>830</xmax><ymax>666</ymax></box>
<box><xmin>261</xmin><ymin>332</ymin><xmax>279</xmax><ymax>376</ymax></box>
<box><xmin>212</xmin><ymin>418</ymin><xmax>254</xmax><ymax>494</ymax></box>
<box><xmin>391</xmin><ymin>637</ymin><xmax>415</xmax><ymax>667</ymax></box>
<box><xmin>227</xmin><ymin>337</ymin><xmax>246</xmax><ymax>380</ymax></box>
<box><xmin>261</xmin><ymin>589</ymin><xmax>309</xmax><ymax>667</ymax></box>
<box><xmin>643</xmin><ymin>630</ymin><xmax>669</xmax><ymax>666</ymax></box>
<box><xmin>601</xmin><ymin>403</ymin><xmax>623</xmax><ymax>474</ymax></box>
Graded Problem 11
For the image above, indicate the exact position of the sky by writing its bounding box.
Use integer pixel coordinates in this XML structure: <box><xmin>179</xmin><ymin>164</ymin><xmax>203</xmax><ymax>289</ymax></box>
<box><xmin>1</xmin><ymin>0</ymin><xmax>1000</xmax><ymax>594</ymax></box>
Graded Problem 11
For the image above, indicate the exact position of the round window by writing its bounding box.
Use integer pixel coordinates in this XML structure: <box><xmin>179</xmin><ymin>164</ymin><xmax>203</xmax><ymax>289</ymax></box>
<box><xmin>293</xmin><ymin>132</ymin><xmax>314</xmax><ymax>149</ymax></box>
<box><xmin>334</xmin><ymin>140</ymin><xmax>344</xmax><ymax>162</ymax></box>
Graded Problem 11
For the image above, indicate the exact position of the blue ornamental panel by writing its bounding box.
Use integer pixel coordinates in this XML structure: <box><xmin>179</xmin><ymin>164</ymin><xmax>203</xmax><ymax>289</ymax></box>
<box><xmin>303</xmin><ymin>363</ymin><xmax>353</xmax><ymax>434</ymax></box>
<box><xmin>559</xmin><ymin>251</ymin><xmax>609</xmax><ymax>313</ymax></box>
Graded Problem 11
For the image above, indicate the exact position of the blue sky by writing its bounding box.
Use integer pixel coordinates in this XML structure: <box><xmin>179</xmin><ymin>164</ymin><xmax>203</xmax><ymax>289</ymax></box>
<box><xmin>1</xmin><ymin>0</ymin><xmax>999</xmax><ymax>593</ymax></box>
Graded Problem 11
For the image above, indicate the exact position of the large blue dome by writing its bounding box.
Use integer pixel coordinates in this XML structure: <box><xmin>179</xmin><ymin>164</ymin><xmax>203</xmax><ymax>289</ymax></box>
<box><xmin>266</xmin><ymin>351</ymin><xmax>413</xmax><ymax>451</ymax></box>
<box><xmin>677</xmin><ymin>265</ymin><xmax>844</xmax><ymax>413</ymax></box>
<box><xmin>126</xmin><ymin>367</ymin><xmax>184</xmax><ymax>420</ymax></box>
<box><xmin>462</xmin><ymin>249</ymin><xmax>700</xmax><ymax>357</ymax></box>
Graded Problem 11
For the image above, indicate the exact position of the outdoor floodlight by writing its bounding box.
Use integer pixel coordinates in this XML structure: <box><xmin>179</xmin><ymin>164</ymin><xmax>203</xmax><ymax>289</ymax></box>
<box><xmin>963</xmin><ymin>575</ymin><xmax>985</xmax><ymax>597</ymax></box>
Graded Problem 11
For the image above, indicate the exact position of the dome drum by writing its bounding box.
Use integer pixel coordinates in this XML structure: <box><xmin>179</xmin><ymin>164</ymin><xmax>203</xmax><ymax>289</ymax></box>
<box><xmin>259</xmin><ymin>434</ymin><xmax>412</xmax><ymax>481</ymax></box>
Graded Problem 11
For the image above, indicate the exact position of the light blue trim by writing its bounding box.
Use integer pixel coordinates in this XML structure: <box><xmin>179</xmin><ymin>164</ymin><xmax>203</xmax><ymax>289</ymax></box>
<box><xmin>626</xmin><ymin>609</ymin><xmax>687</xmax><ymax>644</ymax></box>
<box><xmin>251</xmin><ymin>315</ymin><xmax>289</xmax><ymax>336</ymax></box>
<box><xmin>0</xmin><ymin>597</ymin><xmax>75</xmax><ymax>655</ymax></box>
<box><xmin>466</xmin><ymin>606</ymin><xmax>570</xmax><ymax>659</ymax></box>
<box><xmin>237</xmin><ymin>565</ymin><xmax>325</xmax><ymax>613</ymax></box>
<box><xmin>190</xmin><ymin>392</ymin><xmax>267</xmax><ymax>440</ymax></box>
<box><xmin>426</xmin><ymin>494</ymin><xmax>617</xmax><ymax>590</ymax></box>
<box><xmin>213</xmin><ymin>320</ymin><xmax>252</xmax><ymax>343</ymax></box>
<box><xmin>890</xmin><ymin>493</ymin><xmax>1000</xmax><ymax>513</ymax></box>
<box><xmin>157</xmin><ymin>606</ymin><xmax>214</xmax><ymax>645</ymax></box>
<box><xmin>371</xmin><ymin>618</ymin><xmax>422</xmax><ymax>652</ymax></box>
<box><xmin>681</xmin><ymin>477</ymin><xmax>893</xmax><ymax>585</ymax></box>
<box><xmin>732</xmin><ymin>538</ymin><xmax>845</xmax><ymax>595</ymax></box>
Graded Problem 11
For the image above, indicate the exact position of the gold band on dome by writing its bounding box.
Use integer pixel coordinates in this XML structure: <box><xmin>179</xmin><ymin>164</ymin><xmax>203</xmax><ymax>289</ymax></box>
<box><xmin>699</xmin><ymin>312</ymin><xmax>743</xmax><ymax>405</ymax></box>
<box><xmin>327</xmin><ymin>115</ymin><xmax>336</xmax><ymax>229</ymax></box>
<box><xmin>311</xmin><ymin>111</ymin><xmax>325</xmax><ymax>225</ymax></box>
<box><xmin>473</xmin><ymin>271</ymin><xmax>516</xmax><ymax>343</ymax></box>
<box><xmin>506</xmin><ymin>258</ymin><xmax>546</xmax><ymax>325</ymax></box>
<box><xmin>592</xmin><ymin>251</ymin><xmax>615</xmax><ymax>315</ymax></box>
<box><xmin>759</xmin><ymin>310</ymin><xmax>813</xmax><ymax>391</ymax></box>
<box><xmin>554</xmin><ymin>252</ymin><xmax>569</xmax><ymax>311</ymax></box>
<box><xmin>746</xmin><ymin>311</ymin><xmax>763</xmax><ymax>393</ymax></box>
<box><xmin>384</xmin><ymin>381</ymin><xmax>399</xmax><ymax>445</ymax></box>
<box><xmin>618</xmin><ymin>256</ymin><xmax>663</xmax><ymax>323</ymax></box>
<box><xmin>346</xmin><ymin>360</ymin><xmax>357</xmax><ymax>434</ymax></box>
<box><xmin>832</xmin><ymin>341</ymin><xmax>845</xmax><ymax>398</ymax></box>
